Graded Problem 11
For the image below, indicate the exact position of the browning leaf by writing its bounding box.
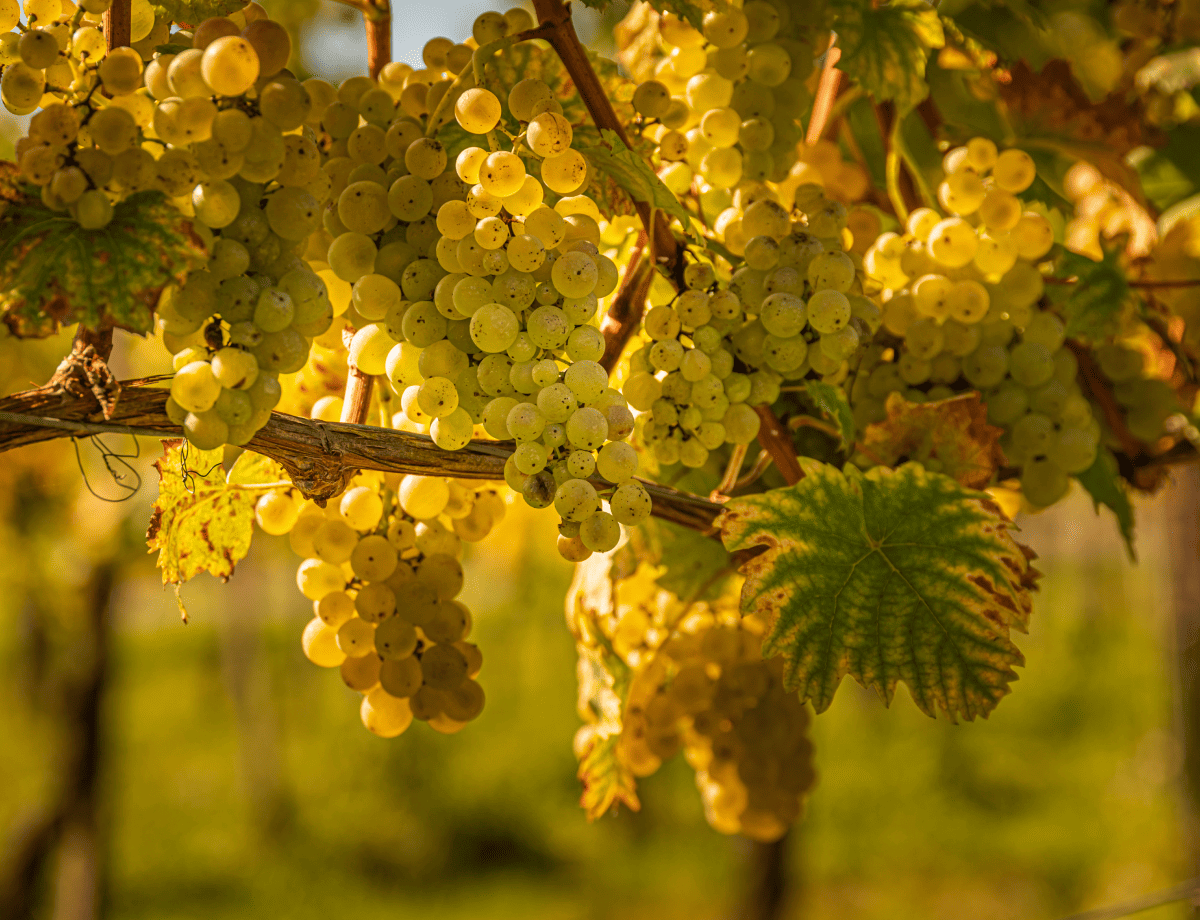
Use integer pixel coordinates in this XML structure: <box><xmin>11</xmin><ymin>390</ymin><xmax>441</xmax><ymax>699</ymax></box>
<box><xmin>0</xmin><ymin>168</ymin><xmax>206</xmax><ymax>338</ymax></box>
<box><xmin>146</xmin><ymin>440</ymin><xmax>256</xmax><ymax>597</ymax></box>
<box><xmin>719</xmin><ymin>460</ymin><xmax>1037</xmax><ymax>721</ymax></box>
<box><xmin>861</xmin><ymin>392</ymin><xmax>1006</xmax><ymax>489</ymax></box>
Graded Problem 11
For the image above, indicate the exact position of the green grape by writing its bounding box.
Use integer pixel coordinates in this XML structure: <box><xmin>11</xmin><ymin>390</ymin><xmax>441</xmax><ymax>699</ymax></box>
<box><xmin>609</xmin><ymin>479</ymin><xmax>652</xmax><ymax>525</ymax></box>
<box><xmin>296</xmin><ymin>558</ymin><xmax>346</xmax><ymax>602</ymax></box>
<box><xmin>183</xmin><ymin>409</ymin><xmax>230</xmax><ymax>450</ymax></box>
<box><xmin>1021</xmin><ymin>457</ymin><xmax>1069</xmax><ymax>507</ymax></box>
<box><xmin>348</xmin><ymin>323</ymin><xmax>396</xmax><ymax>375</ymax></box>
<box><xmin>405</xmin><ymin>137</ymin><xmax>448</xmax><ymax>180</ymax></box>
<box><xmin>431</xmin><ymin>408</ymin><xmax>474</xmax><ymax>451</ymax></box>
<box><xmin>993</xmin><ymin>148</ymin><xmax>1036</xmax><ymax>193</ymax></box>
<box><xmin>962</xmin><ymin>343</ymin><xmax>1009</xmax><ymax>389</ymax></box>
<box><xmin>807</xmin><ymin>289</ymin><xmax>850</xmax><ymax>334</ymax></box>
<box><xmin>469</xmin><ymin>304</ymin><xmax>520</xmax><ymax>353</ymax></box>
<box><xmin>527</xmin><ymin>112</ymin><xmax>573</xmax><ymax>157</ymax></box>
<box><xmin>509</xmin><ymin>78</ymin><xmax>554</xmax><ymax>121</ymax></box>
<box><xmin>1048</xmin><ymin>427</ymin><xmax>1098</xmax><ymax>474</ymax></box>
<box><xmin>479</xmin><ymin>150</ymin><xmax>526</xmax><ymax>197</ymax></box>
<box><xmin>1008</xmin><ymin>341</ymin><xmax>1055</xmax><ymax>388</ymax></box>
<box><xmin>507</xmin><ymin>402</ymin><xmax>547</xmax><ymax>442</ymax></box>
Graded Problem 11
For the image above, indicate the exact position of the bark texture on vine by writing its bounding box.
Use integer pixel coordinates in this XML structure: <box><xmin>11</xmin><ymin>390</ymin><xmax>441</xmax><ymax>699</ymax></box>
<box><xmin>0</xmin><ymin>384</ymin><xmax>723</xmax><ymax>533</ymax></box>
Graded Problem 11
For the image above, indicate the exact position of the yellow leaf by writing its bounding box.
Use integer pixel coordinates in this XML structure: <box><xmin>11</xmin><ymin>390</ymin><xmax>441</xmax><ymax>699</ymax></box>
<box><xmin>146</xmin><ymin>440</ymin><xmax>256</xmax><ymax>591</ymax></box>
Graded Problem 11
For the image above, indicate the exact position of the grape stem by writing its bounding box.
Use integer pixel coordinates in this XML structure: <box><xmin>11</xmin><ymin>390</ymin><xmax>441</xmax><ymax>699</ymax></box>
<box><xmin>0</xmin><ymin>384</ymin><xmax>725</xmax><ymax>535</ymax></box>
<box><xmin>753</xmin><ymin>405</ymin><xmax>804</xmax><ymax>486</ymax></box>
<box><xmin>710</xmin><ymin>443</ymin><xmax>748</xmax><ymax>503</ymax></box>
<box><xmin>805</xmin><ymin>34</ymin><xmax>841</xmax><ymax>146</ymax></box>
<box><xmin>340</xmin><ymin>366</ymin><xmax>375</xmax><ymax>427</ymax></box>
<box><xmin>529</xmin><ymin>0</ymin><xmax>680</xmax><ymax>274</ymax></box>
<box><xmin>600</xmin><ymin>238</ymin><xmax>653</xmax><ymax>374</ymax></box>
<box><xmin>1063</xmin><ymin>339</ymin><xmax>1145</xmax><ymax>460</ymax></box>
<box><xmin>44</xmin><ymin>0</ymin><xmax>133</xmax><ymax>408</ymax></box>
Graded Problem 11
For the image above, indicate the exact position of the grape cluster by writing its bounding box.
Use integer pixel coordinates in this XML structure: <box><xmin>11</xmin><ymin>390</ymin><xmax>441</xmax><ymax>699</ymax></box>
<box><xmin>622</xmin><ymin>0</ymin><xmax>812</xmax><ymax>199</ymax></box>
<box><xmin>620</xmin><ymin>602</ymin><xmax>814</xmax><ymax>842</ymax></box>
<box><xmin>622</xmin><ymin>185</ymin><xmax>880</xmax><ymax>469</ymax></box>
<box><xmin>860</xmin><ymin>138</ymin><xmax>1103</xmax><ymax>507</ymax></box>
<box><xmin>302</xmin><ymin>25</ymin><xmax>657</xmax><ymax>563</ymax></box>
<box><xmin>5</xmin><ymin>1</ymin><xmax>336</xmax><ymax>449</ymax></box>
<box><xmin>1095</xmin><ymin>341</ymin><xmax>1180</xmax><ymax>444</ymax></box>
<box><xmin>265</xmin><ymin>471</ymin><xmax>499</xmax><ymax>737</ymax></box>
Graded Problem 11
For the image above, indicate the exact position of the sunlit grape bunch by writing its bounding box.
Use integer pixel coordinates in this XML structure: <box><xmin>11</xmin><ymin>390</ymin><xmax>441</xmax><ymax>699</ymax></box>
<box><xmin>620</xmin><ymin>606</ymin><xmax>814</xmax><ymax>842</ymax></box>
<box><xmin>619</xmin><ymin>0</ymin><xmax>814</xmax><ymax>202</ymax></box>
<box><xmin>308</xmin><ymin>22</ymin><xmax>655</xmax><ymax>564</ymax></box>
<box><xmin>274</xmin><ymin>471</ymin><xmax>500</xmax><ymax>738</ymax></box>
<box><xmin>1</xmin><ymin>0</ymin><xmax>335</xmax><ymax>450</ymax></box>
<box><xmin>858</xmin><ymin>138</ymin><xmax>1104</xmax><ymax>506</ymax></box>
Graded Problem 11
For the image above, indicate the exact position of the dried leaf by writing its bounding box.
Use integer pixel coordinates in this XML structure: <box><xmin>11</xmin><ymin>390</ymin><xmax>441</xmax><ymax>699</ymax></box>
<box><xmin>861</xmin><ymin>392</ymin><xmax>1006</xmax><ymax>489</ymax></box>
<box><xmin>720</xmin><ymin>460</ymin><xmax>1038</xmax><ymax>721</ymax></box>
<box><xmin>146</xmin><ymin>440</ymin><xmax>256</xmax><ymax>593</ymax></box>
<box><xmin>0</xmin><ymin>168</ymin><xmax>206</xmax><ymax>338</ymax></box>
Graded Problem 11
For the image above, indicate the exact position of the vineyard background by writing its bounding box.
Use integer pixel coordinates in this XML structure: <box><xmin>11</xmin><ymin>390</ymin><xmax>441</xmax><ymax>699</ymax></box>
<box><xmin>0</xmin><ymin>0</ymin><xmax>1197</xmax><ymax>918</ymax></box>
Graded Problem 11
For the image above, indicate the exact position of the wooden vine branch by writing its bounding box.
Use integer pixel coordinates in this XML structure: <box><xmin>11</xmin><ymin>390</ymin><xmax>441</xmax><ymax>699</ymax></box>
<box><xmin>0</xmin><ymin>384</ymin><xmax>723</xmax><ymax>533</ymax></box>
<box><xmin>339</xmin><ymin>367</ymin><xmax>375</xmax><ymax>426</ymax></box>
<box><xmin>102</xmin><ymin>0</ymin><xmax>131</xmax><ymax>53</ymax></box>
<box><xmin>362</xmin><ymin>1</ymin><xmax>390</xmax><ymax>81</ymax></box>
<box><xmin>600</xmin><ymin>239</ymin><xmax>653</xmax><ymax>374</ymax></box>
<box><xmin>529</xmin><ymin>0</ymin><xmax>680</xmax><ymax>274</ymax></box>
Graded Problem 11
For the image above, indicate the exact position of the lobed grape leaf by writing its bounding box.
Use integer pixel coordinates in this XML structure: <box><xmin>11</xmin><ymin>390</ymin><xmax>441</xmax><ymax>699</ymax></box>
<box><xmin>860</xmin><ymin>392</ymin><xmax>1006</xmax><ymax>489</ymax></box>
<box><xmin>151</xmin><ymin>0</ymin><xmax>247</xmax><ymax>25</ymax></box>
<box><xmin>831</xmin><ymin>0</ymin><xmax>945</xmax><ymax>112</ymax></box>
<box><xmin>719</xmin><ymin>460</ymin><xmax>1039</xmax><ymax>721</ymax></box>
<box><xmin>1074</xmin><ymin>448</ymin><xmax>1136</xmax><ymax>561</ymax></box>
<box><xmin>1053</xmin><ymin>246</ymin><xmax>1130</xmax><ymax>340</ymax></box>
<box><xmin>146</xmin><ymin>440</ymin><xmax>257</xmax><ymax>608</ymax></box>
<box><xmin>803</xmin><ymin>380</ymin><xmax>856</xmax><ymax>448</ymax></box>
<box><xmin>0</xmin><ymin>169</ymin><xmax>206</xmax><ymax>338</ymax></box>
<box><xmin>576</xmin><ymin>129</ymin><xmax>693</xmax><ymax>231</ymax></box>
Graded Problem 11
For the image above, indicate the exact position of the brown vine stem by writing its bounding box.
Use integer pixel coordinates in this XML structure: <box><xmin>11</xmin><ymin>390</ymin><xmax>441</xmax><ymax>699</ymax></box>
<box><xmin>102</xmin><ymin>0</ymin><xmax>131</xmax><ymax>52</ymax></box>
<box><xmin>339</xmin><ymin>367</ymin><xmax>375</xmax><ymax>426</ymax></box>
<box><xmin>0</xmin><ymin>384</ymin><xmax>724</xmax><ymax>534</ymax></box>
<box><xmin>753</xmin><ymin>405</ymin><xmax>803</xmax><ymax>486</ymax></box>
<box><xmin>1063</xmin><ymin>339</ymin><xmax>1145</xmax><ymax>460</ymax></box>
<box><xmin>600</xmin><ymin>239</ymin><xmax>652</xmax><ymax>374</ymax></box>
<box><xmin>529</xmin><ymin>0</ymin><xmax>680</xmax><ymax>274</ymax></box>
<box><xmin>360</xmin><ymin>0</ymin><xmax>391</xmax><ymax>81</ymax></box>
<box><xmin>805</xmin><ymin>34</ymin><xmax>841</xmax><ymax>146</ymax></box>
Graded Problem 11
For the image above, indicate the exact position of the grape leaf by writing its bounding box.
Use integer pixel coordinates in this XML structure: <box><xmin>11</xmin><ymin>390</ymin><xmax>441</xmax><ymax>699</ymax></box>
<box><xmin>860</xmin><ymin>392</ymin><xmax>1006</xmax><ymax>489</ymax></box>
<box><xmin>719</xmin><ymin>460</ymin><xmax>1038</xmax><ymax>721</ymax></box>
<box><xmin>576</xmin><ymin>128</ymin><xmax>692</xmax><ymax>231</ymax></box>
<box><xmin>146</xmin><ymin>440</ymin><xmax>257</xmax><ymax>603</ymax></box>
<box><xmin>226</xmin><ymin>449</ymin><xmax>286</xmax><ymax>486</ymax></box>
<box><xmin>567</xmin><ymin>556</ymin><xmax>643</xmax><ymax>819</ymax></box>
<box><xmin>151</xmin><ymin>0</ymin><xmax>246</xmax><ymax>25</ymax></box>
<box><xmin>0</xmin><ymin>170</ymin><xmax>206</xmax><ymax>338</ymax></box>
<box><xmin>1053</xmin><ymin>246</ymin><xmax>1130</xmax><ymax>340</ymax></box>
<box><xmin>804</xmin><ymin>380</ymin><xmax>856</xmax><ymax>448</ymax></box>
<box><xmin>581</xmin><ymin>0</ymin><xmax>707</xmax><ymax>30</ymax></box>
<box><xmin>831</xmin><ymin>0</ymin><xmax>945</xmax><ymax>111</ymax></box>
<box><xmin>1074</xmin><ymin>448</ymin><xmax>1136</xmax><ymax>561</ymax></box>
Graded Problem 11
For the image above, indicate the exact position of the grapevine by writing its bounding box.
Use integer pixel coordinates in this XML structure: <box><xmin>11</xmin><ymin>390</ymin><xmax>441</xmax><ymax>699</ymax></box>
<box><xmin>0</xmin><ymin>0</ymin><xmax>1199</xmax><ymax>856</ymax></box>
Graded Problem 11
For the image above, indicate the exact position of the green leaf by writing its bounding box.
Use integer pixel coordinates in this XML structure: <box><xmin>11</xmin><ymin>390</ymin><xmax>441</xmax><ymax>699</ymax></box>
<box><xmin>151</xmin><ymin>0</ymin><xmax>246</xmax><ymax>25</ymax></box>
<box><xmin>719</xmin><ymin>461</ymin><xmax>1038</xmax><ymax>721</ymax></box>
<box><xmin>803</xmin><ymin>380</ymin><xmax>855</xmax><ymax>448</ymax></box>
<box><xmin>576</xmin><ymin>128</ymin><xmax>693</xmax><ymax>232</ymax></box>
<box><xmin>1053</xmin><ymin>246</ymin><xmax>1130</xmax><ymax>340</ymax></box>
<box><xmin>155</xmin><ymin>42</ymin><xmax>193</xmax><ymax>55</ymax></box>
<box><xmin>831</xmin><ymin>0</ymin><xmax>945</xmax><ymax>111</ymax></box>
<box><xmin>579</xmin><ymin>0</ymin><xmax>708</xmax><ymax>30</ymax></box>
<box><xmin>0</xmin><ymin>172</ymin><xmax>207</xmax><ymax>338</ymax></box>
<box><xmin>146</xmin><ymin>440</ymin><xmax>257</xmax><ymax>596</ymax></box>
<box><xmin>1074</xmin><ymin>448</ymin><xmax>1136</xmax><ymax>561</ymax></box>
